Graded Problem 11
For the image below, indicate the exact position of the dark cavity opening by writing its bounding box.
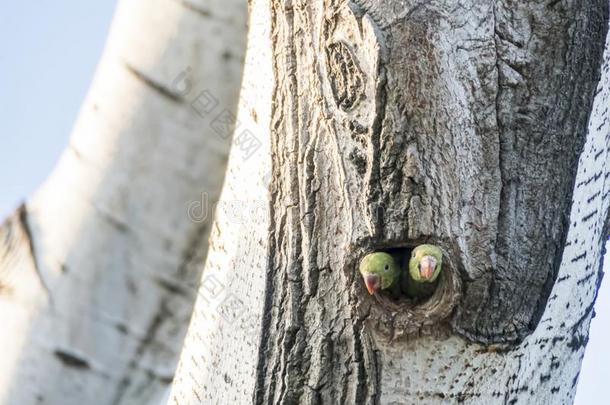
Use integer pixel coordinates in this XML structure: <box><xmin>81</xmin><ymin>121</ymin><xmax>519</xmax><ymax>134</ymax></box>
<box><xmin>362</xmin><ymin>244</ymin><xmax>441</xmax><ymax>304</ymax></box>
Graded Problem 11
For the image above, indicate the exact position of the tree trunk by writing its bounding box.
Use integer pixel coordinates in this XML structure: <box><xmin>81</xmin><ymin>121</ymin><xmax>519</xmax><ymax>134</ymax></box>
<box><xmin>0</xmin><ymin>0</ymin><xmax>246</xmax><ymax>404</ymax></box>
<box><xmin>171</xmin><ymin>0</ymin><xmax>610</xmax><ymax>404</ymax></box>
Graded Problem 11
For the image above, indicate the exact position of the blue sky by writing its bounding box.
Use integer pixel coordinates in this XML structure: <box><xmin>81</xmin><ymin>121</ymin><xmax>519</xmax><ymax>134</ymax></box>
<box><xmin>0</xmin><ymin>2</ymin><xmax>606</xmax><ymax>403</ymax></box>
<box><xmin>0</xmin><ymin>1</ymin><xmax>116</xmax><ymax>217</ymax></box>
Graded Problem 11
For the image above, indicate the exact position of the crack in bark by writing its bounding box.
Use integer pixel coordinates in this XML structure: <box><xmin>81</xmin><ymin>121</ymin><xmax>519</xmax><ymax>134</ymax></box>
<box><xmin>112</xmin><ymin>222</ymin><xmax>208</xmax><ymax>404</ymax></box>
<box><xmin>178</xmin><ymin>0</ymin><xmax>239</xmax><ymax>24</ymax></box>
<box><xmin>53</xmin><ymin>349</ymin><xmax>91</xmax><ymax>370</ymax></box>
<box><xmin>124</xmin><ymin>62</ymin><xmax>184</xmax><ymax>103</ymax></box>
<box><xmin>112</xmin><ymin>301</ymin><xmax>173</xmax><ymax>404</ymax></box>
<box><xmin>179</xmin><ymin>0</ymin><xmax>213</xmax><ymax>18</ymax></box>
<box><xmin>16</xmin><ymin>204</ymin><xmax>51</xmax><ymax>298</ymax></box>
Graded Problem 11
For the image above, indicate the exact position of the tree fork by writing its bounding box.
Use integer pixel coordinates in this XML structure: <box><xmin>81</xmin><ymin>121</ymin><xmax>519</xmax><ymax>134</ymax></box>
<box><xmin>255</xmin><ymin>0</ymin><xmax>608</xmax><ymax>403</ymax></box>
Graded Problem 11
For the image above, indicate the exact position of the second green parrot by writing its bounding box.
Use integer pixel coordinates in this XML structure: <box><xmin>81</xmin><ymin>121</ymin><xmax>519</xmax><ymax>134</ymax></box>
<box><xmin>406</xmin><ymin>244</ymin><xmax>443</xmax><ymax>299</ymax></box>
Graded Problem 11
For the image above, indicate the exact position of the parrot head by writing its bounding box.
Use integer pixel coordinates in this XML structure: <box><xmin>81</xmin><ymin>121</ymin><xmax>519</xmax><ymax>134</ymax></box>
<box><xmin>359</xmin><ymin>252</ymin><xmax>399</xmax><ymax>295</ymax></box>
<box><xmin>409</xmin><ymin>244</ymin><xmax>443</xmax><ymax>283</ymax></box>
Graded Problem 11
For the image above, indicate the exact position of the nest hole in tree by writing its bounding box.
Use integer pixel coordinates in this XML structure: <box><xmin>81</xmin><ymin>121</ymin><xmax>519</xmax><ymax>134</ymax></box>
<box><xmin>354</xmin><ymin>242</ymin><xmax>462</xmax><ymax>340</ymax></box>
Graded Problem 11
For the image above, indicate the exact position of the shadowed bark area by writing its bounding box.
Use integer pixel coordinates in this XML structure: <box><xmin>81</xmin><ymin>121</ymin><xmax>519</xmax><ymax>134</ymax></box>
<box><xmin>255</xmin><ymin>0</ymin><xmax>608</xmax><ymax>402</ymax></box>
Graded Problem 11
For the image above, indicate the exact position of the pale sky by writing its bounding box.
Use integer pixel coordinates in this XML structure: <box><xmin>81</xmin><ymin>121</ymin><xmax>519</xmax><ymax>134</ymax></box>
<box><xmin>0</xmin><ymin>2</ymin><xmax>606</xmax><ymax>403</ymax></box>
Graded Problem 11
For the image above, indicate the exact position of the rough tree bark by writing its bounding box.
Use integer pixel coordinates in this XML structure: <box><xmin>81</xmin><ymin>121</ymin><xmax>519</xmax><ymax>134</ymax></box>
<box><xmin>171</xmin><ymin>1</ymin><xmax>610</xmax><ymax>404</ymax></box>
<box><xmin>0</xmin><ymin>0</ymin><xmax>246</xmax><ymax>404</ymax></box>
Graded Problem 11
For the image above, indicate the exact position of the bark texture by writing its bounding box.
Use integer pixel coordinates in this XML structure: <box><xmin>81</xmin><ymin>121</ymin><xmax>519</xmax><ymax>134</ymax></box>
<box><xmin>169</xmin><ymin>1</ymin><xmax>274</xmax><ymax>402</ymax></box>
<box><xmin>255</xmin><ymin>1</ymin><xmax>609</xmax><ymax>402</ymax></box>
<box><xmin>0</xmin><ymin>0</ymin><xmax>246</xmax><ymax>403</ymax></box>
<box><xmin>172</xmin><ymin>1</ymin><xmax>610</xmax><ymax>404</ymax></box>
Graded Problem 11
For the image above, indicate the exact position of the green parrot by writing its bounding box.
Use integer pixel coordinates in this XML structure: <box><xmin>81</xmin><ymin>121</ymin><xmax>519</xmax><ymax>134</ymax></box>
<box><xmin>359</xmin><ymin>252</ymin><xmax>401</xmax><ymax>296</ymax></box>
<box><xmin>406</xmin><ymin>244</ymin><xmax>443</xmax><ymax>299</ymax></box>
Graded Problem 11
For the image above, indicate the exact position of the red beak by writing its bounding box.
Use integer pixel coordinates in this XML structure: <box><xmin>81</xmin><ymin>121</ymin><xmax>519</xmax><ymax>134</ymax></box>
<box><xmin>363</xmin><ymin>274</ymin><xmax>380</xmax><ymax>295</ymax></box>
<box><xmin>419</xmin><ymin>256</ymin><xmax>437</xmax><ymax>280</ymax></box>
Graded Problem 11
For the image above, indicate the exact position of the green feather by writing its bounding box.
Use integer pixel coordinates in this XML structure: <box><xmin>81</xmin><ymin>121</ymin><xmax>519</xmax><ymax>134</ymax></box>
<box><xmin>405</xmin><ymin>244</ymin><xmax>443</xmax><ymax>299</ymax></box>
<box><xmin>359</xmin><ymin>252</ymin><xmax>400</xmax><ymax>295</ymax></box>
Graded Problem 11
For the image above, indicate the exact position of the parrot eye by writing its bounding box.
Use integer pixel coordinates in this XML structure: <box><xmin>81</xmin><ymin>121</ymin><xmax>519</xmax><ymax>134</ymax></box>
<box><xmin>384</xmin><ymin>264</ymin><xmax>389</xmax><ymax>272</ymax></box>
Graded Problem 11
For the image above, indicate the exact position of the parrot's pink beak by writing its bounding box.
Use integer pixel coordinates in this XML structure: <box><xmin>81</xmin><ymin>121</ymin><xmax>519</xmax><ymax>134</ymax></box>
<box><xmin>419</xmin><ymin>256</ymin><xmax>437</xmax><ymax>280</ymax></box>
<box><xmin>363</xmin><ymin>274</ymin><xmax>380</xmax><ymax>295</ymax></box>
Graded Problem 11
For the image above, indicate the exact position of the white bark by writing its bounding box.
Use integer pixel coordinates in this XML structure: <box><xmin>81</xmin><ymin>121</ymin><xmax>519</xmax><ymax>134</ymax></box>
<box><xmin>169</xmin><ymin>1</ymin><xmax>273</xmax><ymax>402</ymax></box>
<box><xmin>170</xmin><ymin>2</ymin><xmax>610</xmax><ymax>405</ymax></box>
<box><xmin>0</xmin><ymin>0</ymin><xmax>246</xmax><ymax>404</ymax></box>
